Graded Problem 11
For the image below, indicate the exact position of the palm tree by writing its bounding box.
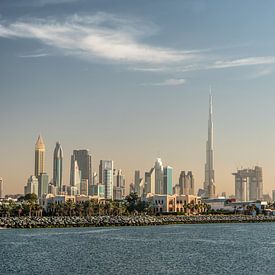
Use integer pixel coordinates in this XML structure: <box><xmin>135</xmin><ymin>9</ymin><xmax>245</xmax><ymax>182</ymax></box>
<box><xmin>65</xmin><ymin>199</ymin><xmax>75</xmax><ymax>217</ymax></box>
<box><xmin>75</xmin><ymin>202</ymin><xmax>84</xmax><ymax>217</ymax></box>
<box><xmin>84</xmin><ymin>200</ymin><xmax>95</xmax><ymax>217</ymax></box>
<box><xmin>104</xmin><ymin>201</ymin><xmax>111</xmax><ymax>215</ymax></box>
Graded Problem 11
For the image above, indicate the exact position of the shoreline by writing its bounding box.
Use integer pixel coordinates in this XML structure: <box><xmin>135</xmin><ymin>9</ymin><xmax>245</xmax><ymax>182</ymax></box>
<box><xmin>1</xmin><ymin>215</ymin><xmax>275</xmax><ymax>229</ymax></box>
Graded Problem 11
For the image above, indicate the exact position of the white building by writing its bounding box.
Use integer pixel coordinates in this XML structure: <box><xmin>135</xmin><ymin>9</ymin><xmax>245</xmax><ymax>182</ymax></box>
<box><xmin>99</xmin><ymin>160</ymin><xmax>114</xmax><ymax>200</ymax></box>
<box><xmin>24</xmin><ymin>175</ymin><xmax>38</xmax><ymax>196</ymax></box>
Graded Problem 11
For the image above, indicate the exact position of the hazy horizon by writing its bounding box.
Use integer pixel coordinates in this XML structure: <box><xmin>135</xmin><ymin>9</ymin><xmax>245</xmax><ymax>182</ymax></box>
<box><xmin>1</xmin><ymin>0</ymin><xmax>275</xmax><ymax>196</ymax></box>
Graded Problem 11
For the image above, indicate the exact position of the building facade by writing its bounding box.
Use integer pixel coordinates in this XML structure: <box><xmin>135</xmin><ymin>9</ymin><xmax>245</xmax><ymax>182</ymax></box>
<box><xmin>155</xmin><ymin>158</ymin><xmax>164</xmax><ymax>194</ymax></box>
<box><xmin>179</xmin><ymin>171</ymin><xmax>195</xmax><ymax>195</ymax></box>
<box><xmin>144</xmin><ymin>168</ymin><xmax>155</xmax><ymax>195</ymax></box>
<box><xmin>113</xmin><ymin>169</ymin><xmax>126</xmax><ymax>200</ymax></box>
<box><xmin>53</xmin><ymin>142</ymin><xmax>63</xmax><ymax>192</ymax></box>
<box><xmin>70</xmin><ymin>150</ymin><xmax>92</xmax><ymax>186</ymax></box>
<box><xmin>70</xmin><ymin>159</ymin><xmax>81</xmax><ymax>194</ymax></box>
<box><xmin>24</xmin><ymin>175</ymin><xmax>38</xmax><ymax>196</ymax></box>
<box><xmin>38</xmin><ymin>173</ymin><xmax>49</xmax><ymax>198</ymax></box>
<box><xmin>99</xmin><ymin>160</ymin><xmax>114</xmax><ymax>200</ymax></box>
<box><xmin>163</xmin><ymin>166</ymin><xmax>173</xmax><ymax>195</ymax></box>
<box><xmin>35</xmin><ymin>135</ymin><xmax>45</xmax><ymax>178</ymax></box>
<box><xmin>134</xmin><ymin>170</ymin><xmax>144</xmax><ymax>196</ymax></box>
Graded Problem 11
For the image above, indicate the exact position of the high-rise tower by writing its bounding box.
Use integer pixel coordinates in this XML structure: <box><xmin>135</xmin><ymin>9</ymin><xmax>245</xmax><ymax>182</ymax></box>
<box><xmin>204</xmin><ymin>91</ymin><xmax>216</xmax><ymax>198</ymax></box>
<box><xmin>99</xmin><ymin>160</ymin><xmax>114</xmax><ymax>200</ymax></box>
<box><xmin>70</xmin><ymin>150</ymin><xmax>92</xmax><ymax>186</ymax></box>
<box><xmin>53</xmin><ymin>142</ymin><xmax>63</xmax><ymax>191</ymax></box>
<box><xmin>35</xmin><ymin>135</ymin><xmax>45</xmax><ymax>178</ymax></box>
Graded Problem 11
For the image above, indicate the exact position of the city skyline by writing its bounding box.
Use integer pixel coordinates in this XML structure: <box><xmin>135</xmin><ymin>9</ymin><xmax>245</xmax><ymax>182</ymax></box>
<box><xmin>2</xmin><ymin>1</ymin><xmax>275</xmax><ymax>195</ymax></box>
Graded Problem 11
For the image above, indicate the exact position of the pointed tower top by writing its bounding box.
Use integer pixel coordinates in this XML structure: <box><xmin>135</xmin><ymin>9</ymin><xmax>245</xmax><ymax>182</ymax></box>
<box><xmin>209</xmin><ymin>86</ymin><xmax>213</xmax><ymax>116</ymax></box>
<box><xmin>35</xmin><ymin>135</ymin><xmax>45</xmax><ymax>150</ymax></box>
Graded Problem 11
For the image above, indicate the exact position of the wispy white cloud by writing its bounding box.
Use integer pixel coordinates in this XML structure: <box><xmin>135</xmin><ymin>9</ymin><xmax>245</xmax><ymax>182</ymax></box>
<box><xmin>210</xmin><ymin>56</ymin><xmax>275</xmax><ymax>69</ymax></box>
<box><xmin>142</xmin><ymin>78</ymin><xmax>186</xmax><ymax>86</ymax></box>
<box><xmin>11</xmin><ymin>0</ymin><xmax>80</xmax><ymax>7</ymax></box>
<box><xmin>18</xmin><ymin>53</ymin><xmax>50</xmax><ymax>58</ymax></box>
<box><xmin>0</xmin><ymin>13</ymin><xmax>195</xmax><ymax>64</ymax></box>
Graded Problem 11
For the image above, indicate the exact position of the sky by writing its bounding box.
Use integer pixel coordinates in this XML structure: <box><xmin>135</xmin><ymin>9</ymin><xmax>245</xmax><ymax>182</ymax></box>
<box><xmin>1</xmin><ymin>0</ymin><xmax>275</xmax><ymax>196</ymax></box>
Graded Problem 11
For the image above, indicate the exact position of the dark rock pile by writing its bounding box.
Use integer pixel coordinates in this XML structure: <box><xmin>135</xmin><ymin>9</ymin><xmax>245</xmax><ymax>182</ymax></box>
<box><xmin>0</xmin><ymin>215</ymin><xmax>275</xmax><ymax>229</ymax></box>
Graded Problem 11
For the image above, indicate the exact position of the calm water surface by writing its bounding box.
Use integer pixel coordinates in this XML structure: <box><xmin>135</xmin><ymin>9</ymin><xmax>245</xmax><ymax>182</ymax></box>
<box><xmin>0</xmin><ymin>223</ymin><xmax>275</xmax><ymax>274</ymax></box>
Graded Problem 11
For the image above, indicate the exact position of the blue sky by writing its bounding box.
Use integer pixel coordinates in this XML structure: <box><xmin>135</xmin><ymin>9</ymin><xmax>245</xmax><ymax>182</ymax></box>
<box><xmin>1</xmin><ymin>0</ymin><xmax>275</xmax><ymax>195</ymax></box>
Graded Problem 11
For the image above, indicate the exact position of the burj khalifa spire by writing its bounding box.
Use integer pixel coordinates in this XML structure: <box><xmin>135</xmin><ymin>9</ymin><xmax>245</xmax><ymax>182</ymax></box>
<box><xmin>203</xmin><ymin>89</ymin><xmax>216</xmax><ymax>198</ymax></box>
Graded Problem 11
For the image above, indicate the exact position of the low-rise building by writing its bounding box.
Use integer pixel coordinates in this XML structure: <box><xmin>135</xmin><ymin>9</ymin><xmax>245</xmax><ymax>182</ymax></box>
<box><xmin>147</xmin><ymin>194</ymin><xmax>202</xmax><ymax>214</ymax></box>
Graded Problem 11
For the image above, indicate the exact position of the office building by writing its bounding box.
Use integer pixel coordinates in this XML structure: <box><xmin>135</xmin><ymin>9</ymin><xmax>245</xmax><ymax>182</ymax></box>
<box><xmin>99</xmin><ymin>160</ymin><xmax>114</xmax><ymax>200</ymax></box>
<box><xmin>70</xmin><ymin>159</ymin><xmax>81</xmax><ymax>194</ymax></box>
<box><xmin>144</xmin><ymin>168</ymin><xmax>155</xmax><ymax>195</ymax></box>
<box><xmin>272</xmin><ymin>190</ymin><xmax>275</xmax><ymax>202</ymax></box>
<box><xmin>155</xmin><ymin>158</ymin><xmax>164</xmax><ymax>194</ymax></box>
<box><xmin>179</xmin><ymin>171</ymin><xmax>195</xmax><ymax>195</ymax></box>
<box><xmin>80</xmin><ymin>179</ymin><xmax>88</xmax><ymax>196</ymax></box>
<box><xmin>233</xmin><ymin>166</ymin><xmax>263</xmax><ymax>201</ymax></box>
<box><xmin>48</xmin><ymin>183</ymin><xmax>57</xmax><ymax>196</ymax></box>
<box><xmin>163</xmin><ymin>166</ymin><xmax>173</xmax><ymax>195</ymax></box>
<box><xmin>134</xmin><ymin>170</ymin><xmax>144</xmax><ymax>196</ymax></box>
<box><xmin>53</xmin><ymin>142</ymin><xmax>63</xmax><ymax>192</ymax></box>
<box><xmin>70</xmin><ymin>150</ymin><xmax>92</xmax><ymax>186</ymax></box>
<box><xmin>24</xmin><ymin>175</ymin><xmax>38</xmax><ymax>196</ymax></box>
<box><xmin>35</xmin><ymin>135</ymin><xmax>45</xmax><ymax>178</ymax></box>
<box><xmin>113</xmin><ymin>169</ymin><xmax>126</xmax><ymax>200</ymax></box>
<box><xmin>38</xmin><ymin>173</ymin><xmax>49</xmax><ymax>198</ymax></box>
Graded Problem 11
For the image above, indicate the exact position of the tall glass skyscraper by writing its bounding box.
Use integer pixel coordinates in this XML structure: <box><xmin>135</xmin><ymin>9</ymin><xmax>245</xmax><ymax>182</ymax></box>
<box><xmin>35</xmin><ymin>135</ymin><xmax>45</xmax><ymax>178</ymax></box>
<box><xmin>163</xmin><ymin>166</ymin><xmax>173</xmax><ymax>195</ymax></box>
<box><xmin>53</xmin><ymin>142</ymin><xmax>63</xmax><ymax>191</ymax></box>
<box><xmin>70</xmin><ymin>159</ymin><xmax>81</xmax><ymax>194</ymax></box>
<box><xmin>70</xmin><ymin>150</ymin><xmax>92</xmax><ymax>186</ymax></box>
<box><xmin>99</xmin><ymin>160</ymin><xmax>114</xmax><ymax>200</ymax></box>
<box><xmin>155</xmin><ymin>158</ymin><xmax>164</xmax><ymax>194</ymax></box>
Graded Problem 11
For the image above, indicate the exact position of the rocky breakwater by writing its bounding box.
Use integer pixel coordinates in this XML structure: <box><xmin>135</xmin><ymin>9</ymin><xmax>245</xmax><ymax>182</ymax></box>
<box><xmin>1</xmin><ymin>215</ymin><xmax>275</xmax><ymax>229</ymax></box>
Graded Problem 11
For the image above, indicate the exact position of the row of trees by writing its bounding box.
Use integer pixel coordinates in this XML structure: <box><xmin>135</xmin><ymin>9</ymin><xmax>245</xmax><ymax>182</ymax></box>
<box><xmin>0</xmin><ymin>192</ymin><xmax>151</xmax><ymax>217</ymax></box>
<box><xmin>0</xmin><ymin>192</ymin><xmax>212</xmax><ymax>217</ymax></box>
<box><xmin>0</xmin><ymin>194</ymin><xmax>43</xmax><ymax>217</ymax></box>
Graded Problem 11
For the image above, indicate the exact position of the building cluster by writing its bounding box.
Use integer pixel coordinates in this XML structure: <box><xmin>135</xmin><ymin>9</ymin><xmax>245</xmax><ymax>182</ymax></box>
<box><xmin>2</xmin><ymin>91</ymin><xmax>273</xmax><ymax>214</ymax></box>
<box><xmin>132</xmin><ymin>158</ymin><xmax>195</xmax><ymax>200</ymax></box>
<box><xmin>24</xmin><ymin>136</ymin><xmax>126</xmax><ymax>202</ymax></box>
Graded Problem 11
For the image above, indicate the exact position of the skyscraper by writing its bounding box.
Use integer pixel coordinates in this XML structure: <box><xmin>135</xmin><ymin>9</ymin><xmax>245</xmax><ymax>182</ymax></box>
<box><xmin>0</xmin><ymin>178</ymin><xmax>3</xmax><ymax>198</ymax></box>
<box><xmin>35</xmin><ymin>135</ymin><xmax>45</xmax><ymax>178</ymax></box>
<box><xmin>163</xmin><ymin>166</ymin><xmax>173</xmax><ymax>195</ymax></box>
<box><xmin>179</xmin><ymin>171</ymin><xmax>195</xmax><ymax>195</ymax></box>
<box><xmin>70</xmin><ymin>159</ymin><xmax>81</xmax><ymax>194</ymax></box>
<box><xmin>204</xmin><ymin>92</ymin><xmax>216</xmax><ymax>198</ymax></box>
<box><xmin>24</xmin><ymin>175</ymin><xmax>38</xmax><ymax>196</ymax></box>
<box><xmin>233</xmin><ymin>166</ymin><xmax>263</xmax><ymax>202</ymax></box>
<box><xmin>70</xmin><ymin>150</ymin><xmax>92</xmax><ymax>186</ymax></box>
<box><xmin>38</xmin><ymin>173</ymin><xmax>49</xmax><ymax>198</ymax></box>
<box><xmin>99</xmin><ymin>160</ymin><xmax>114</xmax><ymax>200</ymax></box>
<box><xmin>113</xmin><ymin>169</ymin><xmax>126</xmax><ymax>200</ymax></box>
<box><xmin>134</xmin><ymin>170</ymin><xmax>144</xmax><ymax>196</ymax></box>
<box><xmin>53</xmin><ymin>142</ymin><xmax>63</xmax><ymax>191</ymax></box>
<box><xmin>155</xmin><ymin>158</ymin><xmax>164</xmax><ymax>194</ymax></box>
<box><xmin>144</xmin><ymin>168</ymin><xmax>155</xmax><ymax>195</ymax></box>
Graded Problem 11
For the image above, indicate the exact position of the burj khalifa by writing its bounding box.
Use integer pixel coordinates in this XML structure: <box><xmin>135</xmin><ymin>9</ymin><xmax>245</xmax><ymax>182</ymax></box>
<box><xmin>203</xmin><ymin>91</ymin><xmax>216</xmax><ymax>198</ymax></box>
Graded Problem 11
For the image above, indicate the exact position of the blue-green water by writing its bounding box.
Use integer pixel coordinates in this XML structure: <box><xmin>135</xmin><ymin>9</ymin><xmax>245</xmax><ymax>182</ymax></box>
<box><xmin>1</xmin><ymin>223</ymin><xmax>275</xmax><ymax>274</ymax></box>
